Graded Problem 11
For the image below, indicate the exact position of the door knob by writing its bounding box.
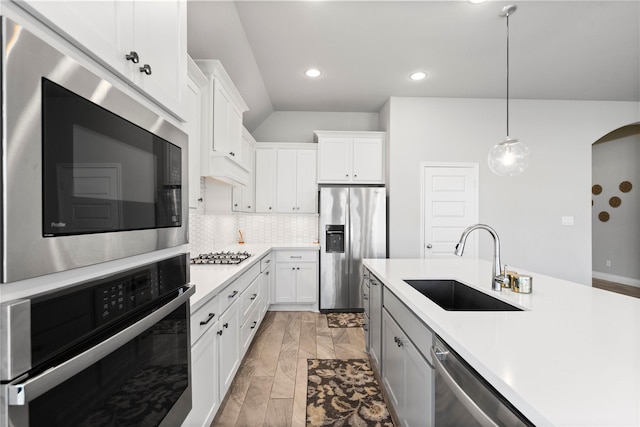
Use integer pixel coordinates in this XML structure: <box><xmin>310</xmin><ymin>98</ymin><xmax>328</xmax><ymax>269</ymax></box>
<box><xmin>426</xmin><ymin>244</ymin><xmax>433</xmax><ymax>249</ymax></box>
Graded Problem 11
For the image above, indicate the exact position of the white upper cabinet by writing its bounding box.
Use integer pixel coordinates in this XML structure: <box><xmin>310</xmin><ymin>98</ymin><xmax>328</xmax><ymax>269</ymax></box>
<box><xmin>276</xmin><ymin>149</ymin><xmax>317</xmax><ymax>214</ymax></box>
<box><xmin>232</xmin><ymin>128</ymin><xmax>255</xmax><ymax>213</ymax></box>
<box><xmin>195</xmin><ymin>59</ymin><xmax>250</xmax><ymax>187</ymax></box>
<box><xmin>15</xmin><ymin>0</ymin><xmax>187</xmax><ymax>119</ymax></box>
<box><xmin>186</xmin><ymin>56</ymin><xmax>208</xmax><ymax>210</ymax></box>
<box><xmin>315</xmin><ymin>131</ymin><xmax>386</xmax><ymax>184</ymax></box>
<box><xmin>254</xmin><ymin>148</ymin><xmax>277</xmax><ymax>213</ymax></box>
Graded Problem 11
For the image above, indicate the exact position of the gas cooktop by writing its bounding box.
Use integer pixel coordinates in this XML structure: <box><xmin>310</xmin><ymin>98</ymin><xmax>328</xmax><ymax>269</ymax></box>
<box><xmin>190</xmin><ymin>251</ymin><xmax>252</xmax><ymax>265</ymax></box>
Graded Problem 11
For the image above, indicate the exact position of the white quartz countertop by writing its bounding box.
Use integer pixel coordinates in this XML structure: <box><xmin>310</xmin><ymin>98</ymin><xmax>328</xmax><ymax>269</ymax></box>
<box><xmin>363</xmin><ymin>258</ymin><xmax>640</xmax><ymax>427</ymax></box>
<box><xmin>188</xmin><ymin>243</ymin><xmax>319</xmax><ymax>311</ymax></box>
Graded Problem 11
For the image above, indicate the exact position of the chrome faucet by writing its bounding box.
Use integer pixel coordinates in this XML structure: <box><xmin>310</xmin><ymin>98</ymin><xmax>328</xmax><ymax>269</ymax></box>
<box><xmin>454</xmin><ymin>224</ymin><xmax>508</xmax><ymax>291</ymax></box>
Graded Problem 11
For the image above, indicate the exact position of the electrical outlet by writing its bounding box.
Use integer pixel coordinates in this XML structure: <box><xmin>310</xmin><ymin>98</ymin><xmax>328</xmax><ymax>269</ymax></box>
<box><xmin>605</xmin><ymin>260</ymin><xmax>611</xmax><ymax>267</ymax></box>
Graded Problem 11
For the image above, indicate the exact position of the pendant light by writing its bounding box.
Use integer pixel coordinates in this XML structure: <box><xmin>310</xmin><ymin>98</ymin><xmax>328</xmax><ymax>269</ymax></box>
<box><xmin>487</xmin><ymin>4</ymin><xmax>529</xmax><ymax>176</ymax></box>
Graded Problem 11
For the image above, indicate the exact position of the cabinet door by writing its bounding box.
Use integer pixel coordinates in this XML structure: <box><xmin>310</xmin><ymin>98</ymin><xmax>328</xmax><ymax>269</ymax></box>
<box><xmin>276</xmin><ymin>150</ymin><xmax>298</xmax><ymax>213</ymax></box>
<box><xmin>261</xmin><ymin>267</ymin><xmax>272</xmax><ymax>314</ymax></box>
<box><xmin>212</xmin><ymin>80</ymin><xmax>231</xmax><ymax>155</ymax></box>
<box><xmin>404</xmin><ymin>342</ymin><xmax>434</xmax><ymax>427</ymax></box>
<box><xmin>352</xmin><ymin>137</ymin><xmax>384</xmax><ymax>182</ymax></box>
<box><xmin>318</xmin><ymin>138</ymin><xmax>351</xmax><ymax>182</ymax></box>
<box><xmin>381</xmin><ymin>310</ymin><xmax>405</xmax><ymax>415</ymax></box>
<box><xmin>131</xmin><ymin>0</ymin><xmax>186</xmax><ymax>118</ymax></box>
<box><xmin>274</xmin><ymin>263</ymin><xmax>297</xmax><ymax>303</ymax></box>
<box><xmin>369</xmin><ymin>276</ymin><xmax>383</xmax><ymax>370</ymax></box>
<box><xmin>218</xmin><ymin>301</ymin><xmax>241</xmax><ymax>398</ymax></box>
<box><xmin>186</xmin><ymin>60</ymin><xmax>206</xmax><ymax>210</ymax></box>
<box><xmin>295</xmin><ymin>150</ymin><xmax>318</xmax><ymax>213</ymax></box>
<box><xmin>227</xmin><ymin>105</ymin><xmax>243</xmax><ymax>162</ymax></box>
<box><xmin>296</xmin><ymin>262</ymin><xmax>318</xmax><ymax>303</ymax></box>
<box><xmin>183</xmin><ymin>326</ymin><xmax>219</xmax><ymax>427</ymax></box>
<box><xmin>255</xmin><ymin>149</ymin><xmax>277</xmax><ymax>213</ymax></box>
<box><xmin>17</xmin><ymin>1</ymin><xmax>133</xmax><ymax>79</ymax></box>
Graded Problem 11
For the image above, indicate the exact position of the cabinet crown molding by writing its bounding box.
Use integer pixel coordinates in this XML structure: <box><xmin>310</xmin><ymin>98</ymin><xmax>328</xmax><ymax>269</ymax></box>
<box><xmin>313</xmin><ymin>130</ymin><xmax>386</xmax><ymax>142</ymax></box>
<box><xmin>194</xmin><ymin>59</ymin><xmax>249</xmax><ymax>112</ymax></box>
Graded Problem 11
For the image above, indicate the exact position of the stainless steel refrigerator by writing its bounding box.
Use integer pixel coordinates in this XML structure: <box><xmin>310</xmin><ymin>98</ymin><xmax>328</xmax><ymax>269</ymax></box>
<box><xmin>319</xmin><ymin>186</ymin><xmax>387</xmax><ymax>311</ymax></box>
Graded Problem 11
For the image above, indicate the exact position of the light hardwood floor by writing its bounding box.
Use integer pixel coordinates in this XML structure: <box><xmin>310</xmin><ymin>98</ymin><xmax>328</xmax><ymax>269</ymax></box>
<box><xmin>592</xmin><ymin>278</ymin><xmax>640</xmax><ymax>298</ymax></box>
<box><xmin>211</xmin><ymin>311</ymin><xmax>368</xmax><ymax>427</ymax></box>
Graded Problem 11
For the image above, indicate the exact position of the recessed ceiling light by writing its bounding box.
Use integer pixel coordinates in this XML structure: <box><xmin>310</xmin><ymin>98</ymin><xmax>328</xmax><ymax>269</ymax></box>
<box><xmin>410</xmin><ymin>72</ymin><xmax>427</xmax><ymax>81</ymax></box>
<box><xmin>305</xmin><ymin>68</ymin><xmax>322</xmax><ymax>78</ymax></box>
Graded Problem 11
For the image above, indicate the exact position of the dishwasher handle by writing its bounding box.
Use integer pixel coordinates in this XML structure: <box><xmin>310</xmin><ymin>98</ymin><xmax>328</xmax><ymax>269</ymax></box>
<box><xmin>430</xmin><ymin>346</ymin><xmax>499</xmax><ymax>427</ymax></box>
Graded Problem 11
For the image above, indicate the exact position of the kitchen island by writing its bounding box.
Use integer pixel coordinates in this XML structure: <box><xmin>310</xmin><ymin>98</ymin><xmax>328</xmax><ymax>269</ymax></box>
<box><xmin>363</xmin><ymin>258</ymin><xmax>640</xmax><ymax>427</ymax></box>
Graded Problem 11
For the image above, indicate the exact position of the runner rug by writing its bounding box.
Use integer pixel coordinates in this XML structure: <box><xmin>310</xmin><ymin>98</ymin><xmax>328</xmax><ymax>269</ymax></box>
<box><xmin>326</xmin><ymin>312</ymin><xmax>364</xmax><ymax>328</ymax></box>
<box><xmin>306</xmin><ymin>358</ymin><xmax>394</xmax><ymax>427</ymax></box>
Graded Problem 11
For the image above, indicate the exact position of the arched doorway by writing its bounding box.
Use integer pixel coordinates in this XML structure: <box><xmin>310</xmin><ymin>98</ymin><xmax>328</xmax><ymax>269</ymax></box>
<box><xmin>591</xmin><ymin>124</ymin><xmax>640</xmax><ymax>298</ymax></box>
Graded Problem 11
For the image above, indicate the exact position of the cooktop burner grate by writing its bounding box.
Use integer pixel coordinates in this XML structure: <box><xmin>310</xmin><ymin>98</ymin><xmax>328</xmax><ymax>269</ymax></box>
<box><xmin>190</xmin><ymin>251</ymin><xmax>252</xmax><ymax>265</ymax></box>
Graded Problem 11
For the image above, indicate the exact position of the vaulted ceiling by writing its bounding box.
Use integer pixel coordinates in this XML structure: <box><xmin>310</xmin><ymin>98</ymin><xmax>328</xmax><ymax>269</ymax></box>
<box><xmin>187</xmin><ymin>1</ymin><xmax>640</xmax><ymax>131</ymax></box>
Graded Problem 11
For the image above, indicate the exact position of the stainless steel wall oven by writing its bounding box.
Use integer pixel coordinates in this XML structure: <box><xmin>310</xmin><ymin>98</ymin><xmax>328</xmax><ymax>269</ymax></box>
<box><xmin>1</xmin><ymin>253</ymin><xmax>194</xmax><ymax>426</ymax></box>
<box><xmin>1</xmin><ymin>16</ymin><xmax>188</xmax><ymax>283</ymax></box>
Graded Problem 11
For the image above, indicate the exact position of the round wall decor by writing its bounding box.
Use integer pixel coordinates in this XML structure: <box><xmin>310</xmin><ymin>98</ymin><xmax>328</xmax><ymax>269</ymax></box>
<box><xmin>619</xmin><ymin>181</ymin><xmax>632</xmax><ymax>193</ymax></box>
<box><xmin>592</xmin><ymin>184</ymin><xmax>602</xmax><ymax>195</ymax></box>
<box><xmin>598</xmin><ymin>211</ymin><xmax>610</xmax><ymax>222</ymax></box>
<box><xmin>609</xmin><ymin>196</ymin><xmax>621</xmax><ymax>208</ymax></box>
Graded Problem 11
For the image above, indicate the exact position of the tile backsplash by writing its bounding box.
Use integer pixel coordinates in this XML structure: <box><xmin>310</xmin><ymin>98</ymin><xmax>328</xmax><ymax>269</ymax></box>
<box><xmin>189</xmin><ymin>212</ymin><xmax>319</xmax><ymax>254</ymax></box>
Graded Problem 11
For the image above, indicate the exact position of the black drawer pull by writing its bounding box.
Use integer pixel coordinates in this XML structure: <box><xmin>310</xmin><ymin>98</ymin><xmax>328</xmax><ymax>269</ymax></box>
<box><xmin>229</xmin><ymin>290</ymin><xmax>239</xmax><ymax>298</ymax></box>
<box><xmin>217</xmin><ymin>330</ymin><xmax>223</xmax><ymax>336</ymax></box>
<box><xmin>251</xmin><ymin>293</ymin><xmax>258</xmax><ymax>300</ymax></box>
<box><xmin>251</xmin><ymin>321</ymin><xmax>258</xmax><ymax>329</ymax></box>
<box><xmin>223</xmin><ymin>322</ymin><xmax>229</xmax><ymax>329</ymax></box>
<box><xmin>199</xmin><ymin>312</ymin><xmax>216</xmax><ymax>325</ymax></box>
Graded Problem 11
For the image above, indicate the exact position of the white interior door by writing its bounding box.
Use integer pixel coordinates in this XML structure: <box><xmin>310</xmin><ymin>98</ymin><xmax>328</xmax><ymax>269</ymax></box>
<box><xmin>421</xmin><ymin>163</ymin><xmax>478</xmax><ymax>259</ymax></box>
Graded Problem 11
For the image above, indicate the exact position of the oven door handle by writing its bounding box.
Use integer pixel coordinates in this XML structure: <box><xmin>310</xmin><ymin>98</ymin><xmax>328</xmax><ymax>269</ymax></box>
<box><xmin>7</xmin><ymin>284</ymin><xmax>195</xmax><ymax>406</ymax></box>
<box><xmin>430</xmin><ymin>346</ymin><xmax>499</xmax><ymax>427</ymax></box>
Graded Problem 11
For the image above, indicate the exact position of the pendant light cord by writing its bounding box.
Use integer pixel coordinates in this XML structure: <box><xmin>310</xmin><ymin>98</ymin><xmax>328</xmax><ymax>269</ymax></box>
<box><xmin>506</xmin><ymin>12</ymin><xmax>510</xmax><ymax>138</ymax></box>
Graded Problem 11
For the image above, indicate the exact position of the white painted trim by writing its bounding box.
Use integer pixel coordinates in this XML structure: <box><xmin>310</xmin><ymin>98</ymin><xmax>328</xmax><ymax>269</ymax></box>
<box><xmin>592</xmin><ymin>271</ymin><xmax>640</xmax><ymax>288</ymax></box>
<box><xmin>419</xmin><ymin>162</ymin><xmax>479</xmax><ymax>259</ymax></box>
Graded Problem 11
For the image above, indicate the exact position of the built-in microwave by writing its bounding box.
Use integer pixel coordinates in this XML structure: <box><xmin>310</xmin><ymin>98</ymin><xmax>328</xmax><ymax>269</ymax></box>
<box><xmin>1</xmin><ymin>17</ymin><xmax>188</xmax><ymax>283</ymax></box>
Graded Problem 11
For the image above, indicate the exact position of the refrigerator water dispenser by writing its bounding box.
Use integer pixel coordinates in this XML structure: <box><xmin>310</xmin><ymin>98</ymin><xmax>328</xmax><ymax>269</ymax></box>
<box><xmin>325</xmin><ymin>225</ymin><xmax>345</xmax><ymax>253</ymax></box>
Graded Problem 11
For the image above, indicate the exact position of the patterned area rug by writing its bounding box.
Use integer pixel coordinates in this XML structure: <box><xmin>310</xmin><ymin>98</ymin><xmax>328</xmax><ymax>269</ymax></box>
<box><xmin>326</xmin><ymin>312</ymin><xmax>364</xmax><ymax>328</ymax></box>
<box><xmin>306</xmin><ymin>359</ymin><xmax>394</xmax><ymax>427</ymax></box>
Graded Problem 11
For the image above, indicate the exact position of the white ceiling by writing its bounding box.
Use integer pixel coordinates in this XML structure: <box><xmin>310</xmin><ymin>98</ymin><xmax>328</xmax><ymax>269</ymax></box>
<box><xmin>187</xmin><ymin>1</ymin><xmax>640</xmax><ymax>131</ymax></box>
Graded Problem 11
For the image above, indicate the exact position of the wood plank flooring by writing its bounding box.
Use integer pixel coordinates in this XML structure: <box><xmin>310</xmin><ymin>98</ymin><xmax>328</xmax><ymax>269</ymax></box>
<box><xmin>592</xmin><ymin>278</ymin><xmax>640</xmax><ymax>298</ymax></box>
<box><xmin>211</xmin><ymin>311</ymin><xmax>368</xmax><ymax>427</ymax></box>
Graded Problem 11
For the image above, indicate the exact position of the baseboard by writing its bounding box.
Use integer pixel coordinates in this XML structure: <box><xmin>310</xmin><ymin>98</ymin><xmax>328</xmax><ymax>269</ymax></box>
<box><xmin>592</xmin><ymin>271</ymin><xmax>640</xmax><ymax>288</ymax></box>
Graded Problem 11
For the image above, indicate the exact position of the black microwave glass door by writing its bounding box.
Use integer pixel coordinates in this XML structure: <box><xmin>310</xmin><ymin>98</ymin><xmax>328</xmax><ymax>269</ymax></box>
<box><xmin>42</xmin><ymin>78</ymin><xmax>181</xmax><ymax>237</ymax></box>
<box><xmin>28</xmin><ymin>303</ymin><xmax>190</xmax><ymax>427</ymax></box>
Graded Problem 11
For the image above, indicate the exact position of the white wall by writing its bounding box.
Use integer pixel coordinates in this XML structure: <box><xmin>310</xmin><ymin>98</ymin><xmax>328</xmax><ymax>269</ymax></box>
<box><xmin>385</xmin><ymin>97</ymin><xmax>639</xmax><ymax>285</ymax></box>
<box><xmin>252</xmin><ymin>111</ymin><xmax>380</xmax><ymax>143</ymax></box>
<box><xmin>592</xmin><ymin>127</ymin><xmax>640</xmax><ymax>282</ymax></box>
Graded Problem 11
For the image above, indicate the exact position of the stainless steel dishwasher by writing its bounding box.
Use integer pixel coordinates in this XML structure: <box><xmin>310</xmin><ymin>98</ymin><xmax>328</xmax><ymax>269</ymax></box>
<box><xmin>430</xmin><ymin>339</ymin><xmax>534</xmax><ymax>427</ymax></box>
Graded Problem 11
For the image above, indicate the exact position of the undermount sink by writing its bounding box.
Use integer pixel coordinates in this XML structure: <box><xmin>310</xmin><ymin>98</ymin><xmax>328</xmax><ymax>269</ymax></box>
<box><xmin>403</xmin><ymin>279</ymin><xmax>522</xmax><ymax>311</ymax></box>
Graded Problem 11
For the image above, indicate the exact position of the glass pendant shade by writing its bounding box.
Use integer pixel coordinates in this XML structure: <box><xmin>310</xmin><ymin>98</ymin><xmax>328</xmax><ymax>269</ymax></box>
<box><xmin>487</xmin><ymin>136</ymin><xmax>529</xmax><ymax>176</ymax></box>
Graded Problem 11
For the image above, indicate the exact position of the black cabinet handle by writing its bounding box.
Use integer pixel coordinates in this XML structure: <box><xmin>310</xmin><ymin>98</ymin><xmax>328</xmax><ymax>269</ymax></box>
<box><xmin>223</xmin><ymin>322</ymin><xmax>229</xmax><ymax>329</ymax></box>
<box><xmin>199</xmin><ymin>312</ymin><xmax>216</xmax><ymax>325</ymax></box>
<box><xmin>229</xmin><ymin>290</ymin><xmax>238</xmax><ymax>299</ymax></box>
<box><xmin>251</xmin><ymin>293</ymin><xmax>258</xmax><ymax>300</ymax></box>
<box><xmin>217</xmin><ymin>330</ymin><xmax>223</xmax><ymax>336</ymax></box>
<box><xmin>251</xmin><ymin>321</ymin><xmax>258</xmax><ymax>329</ymax></box>
<box><xmin>125</xmin><ymin>51</ymin><xmax>139</xmax><ymax>63</ymax></box>
<box><xmin>139</xmin><ymin>64</ymin><xmax>152</xmax><ymax>75</ymax></box>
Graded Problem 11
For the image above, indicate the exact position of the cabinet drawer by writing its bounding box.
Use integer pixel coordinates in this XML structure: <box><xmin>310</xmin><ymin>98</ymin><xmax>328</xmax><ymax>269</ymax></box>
<box><xmin>191</xmin><ymin>294</ymin><xmax>220</xmax><ymax>345</ymax></box>
<box><xmin>275</xmin><ymin>250</ymin><xmax>318</xmax><ymax>263</ymax></box>
<box><xmin>241</xmin><ymin>302</ymin><xmax>261</xmax><ymax>355</ymax></box>
<box><xmin>383</xmin><ymin>287</ymin><xmax>433</xmax><ymax>364</ymax></box>
<box><xmin>260</xmin><ymin>254</ymin><xmax>273</xmax><ymax>272</ymax></box>
<box><xmin>219</xmin><ymin>279</ymin><xmax>243</xmax><ymax>315</ymax></box>
<box><xmin>241</xmin><ymin>276</ymin><xmax>261</xmax><ymax>326</ymax></box>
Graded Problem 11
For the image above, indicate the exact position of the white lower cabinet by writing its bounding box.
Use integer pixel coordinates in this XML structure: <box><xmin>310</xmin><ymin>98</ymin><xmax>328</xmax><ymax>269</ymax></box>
<box><xmin>380</xmin><ymin>289</ymin><xmax>435</xmax><ymax>427</ymax></box>
<box><xmin>369</xmin><ymin>272</ymin><xmax>383</xmax><ymax>371</ymax></box>
<box><xmin>273</xmin><ymin>251</ymin><xmax>318</xmax><ymax>304</ymax></box>
<box><xmin>381</xmin><ymin>309</ymin><xmax>434</xmax><ymax>427</ymax></box>
<box><xmin>218</xmin><ymin>299</ymin><xmax>241</xmax><ymax>398</ymax></box>
<box><xmin>182</xmin><ymin>324</ymin><xmax>219</xmax><ymax>427</ymax></box>
<box><xmin>184</xmin><ymin>253</ymin><xmax>272</xmax><ymax>426</ymax></box>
